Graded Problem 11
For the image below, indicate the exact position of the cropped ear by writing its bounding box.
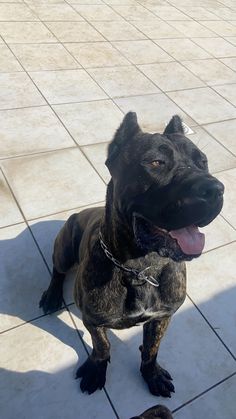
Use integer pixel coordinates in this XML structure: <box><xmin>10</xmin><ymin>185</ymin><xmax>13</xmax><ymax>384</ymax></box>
<box><xmin>163</xmin><ymin>115</ymin><xmax>184</xmax><ymax>136</ymax></box>
<box><xmin>105</xmin><ymin>112</ymin><xmax>140</xmax><ymax>172</ymax></box>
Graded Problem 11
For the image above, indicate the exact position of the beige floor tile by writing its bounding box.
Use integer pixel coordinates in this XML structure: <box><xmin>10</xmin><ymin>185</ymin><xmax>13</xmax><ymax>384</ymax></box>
<box><xmin>201</xmin><ymin>215</ymin><xmax>236</xmax><ymax>253</ymax></box>
<box><xmin>71</xmin><ymin>297</ymin><xmax>236</xmax><ymax>416</ymax></box>
<box><xmin>178</xmin><ymin>6</ymin><xmax>221</xmax><ymax>20</ymax></box>
<box><xmin>0</xmin><ymin>171</ymin><xmax>23</xmax><ymax>228</ymax></box>
<box><xmin>0</xmin><ymin>223</ymin><xmax>51</xmax><ymax>330</ymax></box>
<box><xmin>30</xmin><ymin>69</ymin><xmax>107</xmax><ymax>104</ymax></box>
<box><xmin>2</xmin><ymin>148</ymin><xmax>106</xmax><ymax>219</ymax></box>
<box><xmin>111</xmin><ymin>5</ymin><xmax>157</xmax><ymax>20</ymax></box>
<box><xmin>213</xmin><ymin>84</ymin><xmax>236</xmax><ymax>106</ymax></box>
<box><xmin>112</xmin><ymin>40</ymin><xmax>172</xmax><ymax>64</ymax></box>
<box><xmin>0</xmin><ymin>106</ymin><xmax>74</xmax><ymax>158</ymax></box>
<box><xmin>175</xmin><ymin>376</ymin><xmax>236</xmax><ymax>419</ymax></box>
<box><xmin>0</xmin><ymin>22</ymin><xmax>57</xmax><ymax>44</ymax></box>
<box><xmin>74</xmin><ymin>4</ymin><xmax>122</xmax><ymax>20</ymax></box>
<box><xmin>192</xmin><ymin>37</ymin><xmax>236</xmax><ymax>58</ymax></box>
<box><xmin>138</xmin><ymin>62</ymin><xmax>204</xmax><ymax>92</ymax></box>
<box><xmin>26</xmin><ymin>0</ymin><xmax>66</xmax><ymax>4</ymax></box>
<box><xmin>103</xmin><ymin>0</ymin><xmax>137</xmax><ymax>4</ymax></box>
<box><xmin>0</xmin><ymin>0</ymin><xmax>24</xmax><ymax>2</ymax></box>
<box><xmin>46</xmin><ymin>21</ymin><xmax>104</xmax><ymax>42</ymax></box>
<box><xmin>67</xmin><ymin>0</ymin><xmax>103</xmax><ymax>3</ymax></box>
<box><xmin>168</xmin><ymin>21</ymin><xmax>216</xmax><ymax>37</ymax></box>
<box><xmin>53</xmin><ymin>100</ymin><xmax>123</xmax><ymax>145</ymax></box>
<box><xmin>88</xmin><ymin>66</ymin><xmax>160</xmax><ymax>98</ymax></box>
<box><xmin>155</xmin><ymin>38</ymin><xmax>211</xmax><ymax>60</ymax></box>
<box><xmin>82</xmin><ymin>143</ymin><xmax>110</xmax><ymax>183</ymax></box>
<box><xmin>65</xmin><ymin>42</ymin><xmax>129</xmax><ymax>68</ymax></box>
<box><xmin>188</xmin><ymin>126</ymin><xmax>236</xmax><ymax>174</ymax></box>
<box><xmin>200</xmin><ymin>20</ymin><xmax>236</xmax><ymax>36</ymax></box>
<box><xmin>187</xmin><ymin>242</ymin><xmax>236</xmax><ymax>356</ymax></box>
<box><xmin>0</xmin><ymin>3</ymin><xmax>38</xmax><ymax>21</ymax></box>
<box><xmin>114</xmin><ymin>93</ymin><xmax>196</xmax><ymax>133</ymax></box>
<box><xmin>220</xmin><ymin>57</ymin><xmax>236</xmax><ymax>71</ymax></box>
<box><xmin>0</xmin><ymin>72</ymin><xmax>45</xmax><ymax>110</ymax></box>
<box><xmin>0</xmin><ymin>312</ymin><xmax>116</xmax><ymax>419</ymax></box>
<box><xmin>131</xmin><ymin>20</ymin><xmax>184</xmax><ymax>39</ymax></box>
<box><xmin>0</xmin><ymin>44</ymin><xmax>22</xmax><ymax>72</ymax></box>
<box><xmin>168</xmin><ymin>87</ymin><xmax>236</xmax><ymax>124</ymax></box>
<box><xmin>91</xmin><ymin>20</ymin><xmax>146</xmax><ymax>41</ymax></box>
<box><xmin>225</xmin><ymin>36</ymin><xmax>236</xmax><ymax>46</ymax></box>
<box><xmin>148</xmin><ymin>5</ymin><xmax>191</xmax><ymax>20</ymax></box>
<box><xmin>29</xmin><ymin>4</ymin><xmax>84</xmax><ymax>21</ymax></box>
<box><xmin>208</xmin><ymin>7</ymin><xmax>236</xmax><ymax>20</ymax></box>
<box><xmin>216</xmin><ymin>168</ymin><xmax>236</xmax><ymax>228</ymax></box>
<box><xmin>170</xmin><ymin>0</ymin><xmax>223</xmax><ymax>6</ymax></box>
<box><xmin>204</xmin><ymin>119</ymin><xmax>236</xmax><ymax>155</ymax></box>
<box><xmin>10</xmin><ymin>43</ymin><xmax>79</xmax><ymax>72</ymax></box>
<box><xmin>182</xmin><ymin>59</ymin><xmax>236</xmax><ymax>86</ymax></box>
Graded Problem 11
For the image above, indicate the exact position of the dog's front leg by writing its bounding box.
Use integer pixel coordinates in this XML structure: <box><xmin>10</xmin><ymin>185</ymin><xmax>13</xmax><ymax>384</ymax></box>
<box><xmin>76</xmin><ymin>323</ymin><xmax>110</xmax><ymax>394</ymax></box>
<box><xmin>140</xmin><ymin>318</ymin><xmax>175</xmax><ymax>398</ymax></box>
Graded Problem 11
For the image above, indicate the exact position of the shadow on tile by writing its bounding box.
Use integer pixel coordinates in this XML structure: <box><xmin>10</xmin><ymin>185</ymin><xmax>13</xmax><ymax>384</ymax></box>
<box><xmin>1</xmin><ymin>221</ymin><xmax>236</xmax><ymax>418</ymax></box>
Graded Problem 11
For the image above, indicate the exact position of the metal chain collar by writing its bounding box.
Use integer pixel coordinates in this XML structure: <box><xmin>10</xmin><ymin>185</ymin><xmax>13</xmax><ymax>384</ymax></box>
<box><xmin>99</xmin><ymin>232</ymin><xmax>159</xmax><ymax>287</ymax></box>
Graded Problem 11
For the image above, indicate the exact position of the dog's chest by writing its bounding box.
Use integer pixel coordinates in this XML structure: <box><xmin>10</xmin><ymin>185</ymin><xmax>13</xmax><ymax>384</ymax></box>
<box><xmin>123</xmin><ymin>286</ymin><xmax>174</xmax><ymax>326</ymax></box>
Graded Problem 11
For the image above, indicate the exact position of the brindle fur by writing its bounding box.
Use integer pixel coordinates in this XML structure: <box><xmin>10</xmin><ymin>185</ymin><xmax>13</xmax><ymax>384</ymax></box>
<box><xmin>40</xmin><ymin>113</ymin><xmax>223</xmax><ymax>398</ymax></box>
<box><xmin>130</xmin><ymin>404</ymin><xmax>173</xmax><ymax>419</ymax></box>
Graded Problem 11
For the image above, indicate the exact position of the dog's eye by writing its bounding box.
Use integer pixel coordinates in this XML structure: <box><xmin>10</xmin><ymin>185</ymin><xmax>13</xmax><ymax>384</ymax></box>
<box><xmin>150</xmin><ymin>160</ymin><xmax>165</xmax><ymax>168</ymax></box>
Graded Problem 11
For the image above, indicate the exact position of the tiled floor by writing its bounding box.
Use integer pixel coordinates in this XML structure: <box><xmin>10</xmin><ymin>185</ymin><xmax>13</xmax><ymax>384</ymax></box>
<box><xmin>0</xmin><ymin>0</ymin><xmax>236</xmax><ymax>418</ymax></box>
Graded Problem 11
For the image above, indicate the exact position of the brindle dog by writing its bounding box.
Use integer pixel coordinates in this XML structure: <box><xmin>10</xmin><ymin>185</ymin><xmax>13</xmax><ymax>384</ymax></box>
<box><xmin>130</xmin><ymin>404</ymin><xmax>173</xmax><ymax>419</ymax></box>
<box><xmin>40</xmin><ymin>113</ymin><xmax>224</xmax><ymax>398</ymax></box>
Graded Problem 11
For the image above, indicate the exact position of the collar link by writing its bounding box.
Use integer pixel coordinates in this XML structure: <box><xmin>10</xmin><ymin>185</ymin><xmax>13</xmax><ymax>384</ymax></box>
<box><xmin>99</xmin><ymin>232</ymin><xmax>159</xmax><ymax>287</ymax></box>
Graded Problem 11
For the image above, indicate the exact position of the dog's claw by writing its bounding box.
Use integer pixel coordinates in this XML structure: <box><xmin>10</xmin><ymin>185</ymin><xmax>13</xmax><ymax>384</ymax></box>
<box><xmin>141</xmin><ymin>364</ymin><xmax>175</xmax><ymax>398</ymax></box>
<box><xmin>76</xmin><ymin>357</ymin><xmax>108</xmax><ymax>395</ymax></box>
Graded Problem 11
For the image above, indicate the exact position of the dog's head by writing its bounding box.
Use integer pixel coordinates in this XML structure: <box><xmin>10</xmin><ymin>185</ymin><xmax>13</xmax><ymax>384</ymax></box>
<box><xmin>106</xmin><ymin>112</ymin><xmax>224</xmax><ymax>262</ymax></box>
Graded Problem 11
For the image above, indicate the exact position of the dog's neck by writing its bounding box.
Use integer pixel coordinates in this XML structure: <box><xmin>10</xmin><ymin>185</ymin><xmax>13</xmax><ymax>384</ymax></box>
<box><xmin>100</xmin><ymin>180</ymin><xmax>147</xmax><ymax>263</ymax></box>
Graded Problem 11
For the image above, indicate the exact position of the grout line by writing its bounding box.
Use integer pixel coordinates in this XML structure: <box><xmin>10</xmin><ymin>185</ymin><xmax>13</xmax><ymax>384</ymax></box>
<box><xmin>0</xmin><ymin>167</ymin><xmax>52</xmax><ymax>276</ymax></box>
<box><xmin>0</xmin><ymin>103</ymin><xmax>48</xmax><ymax>112</ymax></box>
<box><xmin>27</xmin><ymin>200</ymin><xmax>105</xmax><ymax>222</ymax></box>
<box><xmin>220</xmin><ymin>214</ymin><xmax>236</xmax><ymax>231</ymax></box>
<box><xmin>202</xmin><ymin>239</ymin><xmax>236</xmax><ymax>255</ymax></box>
<box><xmin>187</xmin><ymin>292</ymin><xmax>236</xmax><ymax>361</ymax></box>
<box><xmin>0</xmin><ymin>145</ymin><xmax>77</xmax><ymax>161</ymax></box>
<box><xmin>199</xmin><ymin>125</ymin><xmax>236</xmax><ymax>159</ymax></box>
<box><xmin>172</xmin><ymin>371</ymin><xmax>236</xmax><ymax>414</ymax></box>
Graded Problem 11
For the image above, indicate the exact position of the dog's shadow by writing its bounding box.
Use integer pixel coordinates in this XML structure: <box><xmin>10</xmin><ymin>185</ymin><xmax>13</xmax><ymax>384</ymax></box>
<box><xmin>0</xmin><ymin>219</ymin><xmax>127</xmax><ymax>360</ymax></box>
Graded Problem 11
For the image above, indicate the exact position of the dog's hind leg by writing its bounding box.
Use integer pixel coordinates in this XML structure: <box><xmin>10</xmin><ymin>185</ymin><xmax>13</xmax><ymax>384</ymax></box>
<box><xmin>39</xmin><ymin>214</ymin><xmax>83</xmax><ymax>314</ymax></box>
<box><xmin>140</xmin><ymin>318</ymin><xmax>175</xmax><ymax>398</ymax></box>
<box><xmin>76</xmin><ymin>323</ymin><xmax>111</xmax><ymax>394</ymax></box>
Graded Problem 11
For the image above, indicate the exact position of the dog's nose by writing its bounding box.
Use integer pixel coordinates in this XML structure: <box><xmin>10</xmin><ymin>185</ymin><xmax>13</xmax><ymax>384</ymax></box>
<box><xmin>197</xmin><ymin>180</ymin><xmax>224</xmax><ymax>202</ymax></box>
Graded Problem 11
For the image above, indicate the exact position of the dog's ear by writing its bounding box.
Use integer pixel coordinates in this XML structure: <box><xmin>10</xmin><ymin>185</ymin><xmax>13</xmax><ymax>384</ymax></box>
<box><xmin>105</xmin><ymin>112</ymin><xmax>140</xmax><ymax>172</ymax></box>
<box><xmin>163</xmin><ymin>115</ymin><xmax>184</xmax><ymax>135</ymax></box>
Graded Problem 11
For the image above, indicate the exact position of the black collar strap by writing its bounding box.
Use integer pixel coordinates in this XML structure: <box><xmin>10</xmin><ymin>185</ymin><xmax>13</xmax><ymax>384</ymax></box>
<box><xmin>99</xmin><ymin>232</ymin><xmax>159</xmax><ymax>287</ymax></box>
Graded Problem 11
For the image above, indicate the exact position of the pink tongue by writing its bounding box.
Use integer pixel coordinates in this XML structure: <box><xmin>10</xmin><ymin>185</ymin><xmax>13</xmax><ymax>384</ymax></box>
<box><xmin>169</xmin><ymin>226</ymin><xmax>205</xmax><ymax>255</ymax></box>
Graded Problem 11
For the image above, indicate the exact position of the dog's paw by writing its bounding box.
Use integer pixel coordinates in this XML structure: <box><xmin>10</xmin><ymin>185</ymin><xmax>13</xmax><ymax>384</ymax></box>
<box><xmin>39</xmin><ymin>287</ymin><xmax>63</xmax><ymax>314</ymax></box>
<box><xmin>75</xmin><ymin>357</ymin><xmax>109</xmax><ymax>395</ymax></box>
<box><xmin>141</xmin><ymin>363</ymin><xmax>175</xmax><ymax>398</ymax></box>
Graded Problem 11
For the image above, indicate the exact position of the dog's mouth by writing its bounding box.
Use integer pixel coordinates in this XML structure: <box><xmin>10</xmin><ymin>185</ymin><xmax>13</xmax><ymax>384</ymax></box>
<box><xmin>133</xmin><ymin>213</ymin><xmax>205</xmax><ymax>261</ymax></box>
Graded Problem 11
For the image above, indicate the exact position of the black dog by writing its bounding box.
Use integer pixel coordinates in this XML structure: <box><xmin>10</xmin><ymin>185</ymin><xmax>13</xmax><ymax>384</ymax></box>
<box><xmin>130</xmin><ymin>404</ymin><xmax>173</xmax><ymax>419</ymax></box>
<box><xmin>40</xmin><ymin>113</ymin><xmax>224</xmax><ymax>397</ymax></box>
